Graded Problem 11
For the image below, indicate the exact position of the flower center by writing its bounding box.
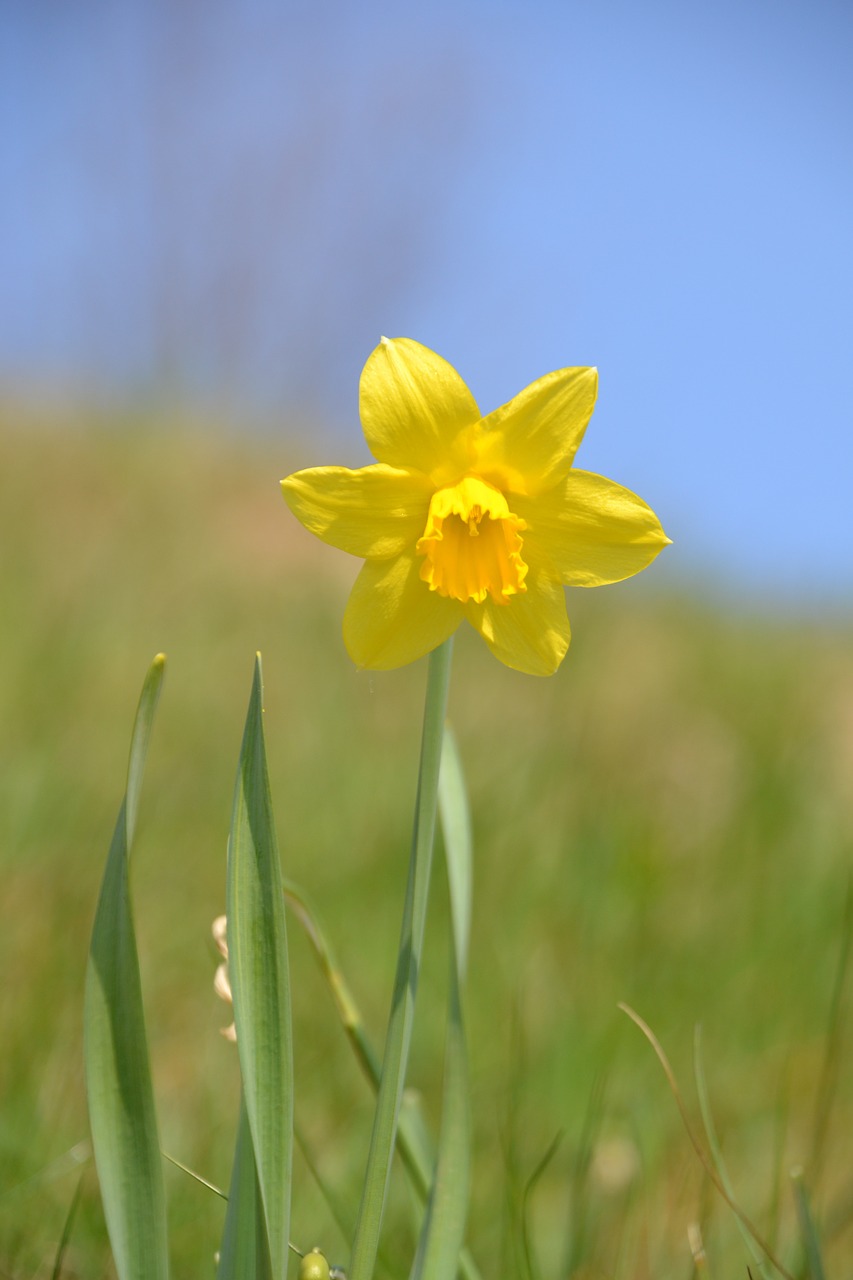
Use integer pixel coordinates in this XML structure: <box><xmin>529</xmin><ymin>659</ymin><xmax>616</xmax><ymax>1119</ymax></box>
<box><xmin>416</xmin><ymin>476</ymin><xmax>528</xmax><ymax>605</ymax></box>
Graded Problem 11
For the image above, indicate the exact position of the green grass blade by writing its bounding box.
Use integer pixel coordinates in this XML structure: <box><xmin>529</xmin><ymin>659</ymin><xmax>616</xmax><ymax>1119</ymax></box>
<box><xmin>285</xmin><ymin>880</ymin><xmax>483</xmax><ymax>1280</ymax></box>
<box><xmin>693</xmin><ymin>1026</ymin><xmax>772</xmax><ymax>1280</ymax></box>
<box><xmin>50</xmin><ymin>1173</ymin><xmax>84</xmax><ymax>1280</ymax></box>
<box><xmin>808</xmin><ymin>877</ymin><xmax>852</xmax><ymax>1192</ymax></box>
<box><xmin>349</xmin><ymin>638</ymin><xmax>454</xmax><ymax>1280</ymax></box>
<box><xmin>216</xmin><ymin>1096</ymin><xmax>274</xmax><ymax>1280</ymax></box>
<box><xmin>285</xmin><ymin>877</ymin><xmax>436</xmax><ymax>1198</ymax></box>
<box><xmin>560</xmin><ymin>1073</ymin><xmax>607</xmax><ymax>1277</ymax></box>
<box><xmin>226</xmin><ymin>654</ymin><xmax>293</xmax><ymax>1279</ymax></box>
<box><xmin>408</xmin><ymin>960</ymin><xmax>470</xmax><ymax>1280</ymax></box>
<box><xmin>437</xmin><ymin>725</ymin><xmax>471</xmax><ymax>982</ymax></box>
<box><xmin>791</xmin><ymin>1166</ymin><xmax>826</xmax><ymax>1280</ymax></box>
<box><xmin>83</xmin><ymin>655</ymin><xmax>168</xmax><ymax>1280</ymax></box>
<box><xmin>620</xmin><ymin>1004</ymin><xmax>795</xmax><ymax>1280</ymax></box>
<box><xmin>521</xmin><ymin>1131</ymin><xmax>563</xmax><ymax>1280</ymax></box>
<box><xmin>408</xmin><ymin>723</ymin><xmax>474</xmax><ymax>1280</ymax></box>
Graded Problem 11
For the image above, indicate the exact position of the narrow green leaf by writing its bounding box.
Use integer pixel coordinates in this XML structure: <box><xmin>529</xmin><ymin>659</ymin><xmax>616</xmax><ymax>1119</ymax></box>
<box><xmin>226</xmin><ymin>654</ymin><xmax>293</xmax><ymax>1279</ymax></box>
<box><xmin>408</xmin><ymin>967</ymin><xmax>470</xmax><ymax>1280</ymax></box>
<box><xmin>409</xmin><ymin>723</ymin><xmax>474</xmax><ymax>1280</ymax></box>
<box><xmin>791</xmin><ymin>1166</ymin><xmax>826</xmax><ymax>1280</ymax></box>
<box><xmin>437</xmin><ymin>725</ymin><xmax>471</xmax><ymax>982</ymax></box>
<box><xmin>50</xmin><ymin>1173</ymin><xmax>84</xmax><ymax>1280</ymax></box>
<box><xmin>349</xmin><ymin>638</ymin><xmax>454</xmax><ymax>1280</ymax></box>
<box><xmin>521</xmin><ymin>1132</ymin><xmax>563</xmax><ymax>1280</ymax></box>
<box><xmin>84</xmin><ymin>655</ymin><xmax>169</xmax><ymax>1280</ymax></box>
<box><xmin>216</xmin><ymin>1096</ymin><xmax>274</xmax><ymax>1280</ymax></box>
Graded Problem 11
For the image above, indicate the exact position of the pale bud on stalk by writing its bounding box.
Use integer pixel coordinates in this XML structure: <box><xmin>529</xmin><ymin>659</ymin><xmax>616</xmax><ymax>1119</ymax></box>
<box><xmin>211</xmin><ymin>915</ymin><xmax>236</xmax><ymax>1041</ymax></box>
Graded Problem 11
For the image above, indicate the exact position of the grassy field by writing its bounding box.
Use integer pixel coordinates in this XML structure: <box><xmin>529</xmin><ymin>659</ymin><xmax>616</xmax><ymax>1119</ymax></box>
<box><xmin>1</xmin><ymin>412</ymin><xmax>851</xmax><ymax>1278</ymax></box>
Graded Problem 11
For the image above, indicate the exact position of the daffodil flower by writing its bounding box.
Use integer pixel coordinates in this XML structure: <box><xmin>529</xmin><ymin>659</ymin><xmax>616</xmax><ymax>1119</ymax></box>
<box><xmin>281</xmin><ymin>338</ymin><xmax>670</xmax><ymax>676</ymax></box>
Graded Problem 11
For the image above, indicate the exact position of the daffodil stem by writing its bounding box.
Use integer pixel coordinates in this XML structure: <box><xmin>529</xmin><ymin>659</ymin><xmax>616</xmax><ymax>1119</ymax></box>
<box><xmin>348</xmin><ymin>637</ymin><xmax>454</xmax><ymax>1280</ymax></box>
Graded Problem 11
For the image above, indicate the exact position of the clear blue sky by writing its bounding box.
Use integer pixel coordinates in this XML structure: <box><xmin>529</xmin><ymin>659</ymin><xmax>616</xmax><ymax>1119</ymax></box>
<box><xmin>2</xmin><ymin>0</ymin><xmax>851</xmax><ymax>603</ymax></box>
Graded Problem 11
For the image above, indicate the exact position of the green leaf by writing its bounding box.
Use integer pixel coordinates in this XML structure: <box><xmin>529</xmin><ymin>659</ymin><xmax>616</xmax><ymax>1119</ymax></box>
<box><xmin>791</xmin><ymin>1166</ymin><xmax>826</xmax><ymax>1280</ymax></box>
<box><xmin>50</xmin><ymin>1173</ymin><xmax>84</xmax><ymax>1280</ymax></box>
<box><xmin>349</xmin><ymin>638</ymin><xmax>454</xmax><ymax>1280</ymax></box>
<box><xmin>409</xmin><ymin>722</ymin><xmax>472</xmax><ymax>1280</ymax></box>
<box><xmin>216</xmin><ymin>1096</ymin><xmax>274</xmax><ymax>1280</ymax></box>
<box><xmin>84</xmin><ymin>655</ymin><xmax>169</xmax><ymax>1280</ymax></box>
<box><xmin>437</xmin><ymin>724</ymin><xmax>471</xmax><ymax>983</ymax></box>
<box><xmin>226</xmin><ymin>654</ymin><xmax>293</xmax><ymax>1279</ymax></box>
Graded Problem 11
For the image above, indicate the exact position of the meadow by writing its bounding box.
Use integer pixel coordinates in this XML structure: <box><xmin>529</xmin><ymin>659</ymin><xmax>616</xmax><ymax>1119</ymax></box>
<box><xmin>1</xmin><ymin>412</ymin><xmax>850</xmax><ymax>1278</ymax></box>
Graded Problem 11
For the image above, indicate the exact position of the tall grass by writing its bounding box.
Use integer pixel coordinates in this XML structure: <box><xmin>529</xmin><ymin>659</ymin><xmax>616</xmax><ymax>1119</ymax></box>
<box><xmin>1</xmin><ymin>414</ymin><xmax>851</xmax><ymax>1276</ymax></box>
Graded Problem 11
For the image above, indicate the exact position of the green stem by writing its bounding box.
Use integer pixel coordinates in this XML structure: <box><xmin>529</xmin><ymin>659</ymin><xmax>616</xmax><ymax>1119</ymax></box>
<box><xmin>349</xmin><ymin>638</ymin><xmax>454</xmax><ymax>1280</ymax></box>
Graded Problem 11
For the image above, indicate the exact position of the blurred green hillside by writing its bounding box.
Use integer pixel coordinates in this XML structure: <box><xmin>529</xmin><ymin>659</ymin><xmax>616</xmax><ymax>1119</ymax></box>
<box><xmin>1</xmin><ymin>414</ymin><xmax>851</xmax><ymax>1278</ymax></box>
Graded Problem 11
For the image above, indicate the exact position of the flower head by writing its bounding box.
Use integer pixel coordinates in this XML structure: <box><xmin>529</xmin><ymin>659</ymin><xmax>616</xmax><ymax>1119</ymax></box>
<box><xmin>281</xmin><ymin>338</ymin><xmax>670</xmax><ymax>676</ymax></box>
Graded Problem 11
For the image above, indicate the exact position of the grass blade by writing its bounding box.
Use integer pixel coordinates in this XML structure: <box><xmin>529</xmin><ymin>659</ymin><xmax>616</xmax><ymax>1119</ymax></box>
<box><xmin>284</xmin><ymin>880</ymin><xmax>483</xmax><ymax>1280</ymax></box>
<box><xmin>84</xmin><ymin>654</ymin><xmax>168</xmax><ymax>1280</ymax></box>
<box><xmin>693</xmin><ymin>1025</ymin><xmax>772</xmax><ymax>1280</ymax></box>
<box><xmin>619</xmin><ymin>1004</ymin><xmax>794</xmax><ymax>1280</ymax></box>
<box><xmin>409</xmin><ymin>724</ymin><xmax>473</xmax><ymax>1280</ymax></box>
<box><xmin>790</xmin><ymin>1166</ymin><xmax>826</xmax><ymax>1280</ymax></box>
<box><xmin>216</xmin><ymin>1096</ymin><xmax>274</xmax><ymax>1280</ymax></box>
<box><xmin>50</xmin><ymin>1173</ymin><xmax>84</xmax><ymax>1280</ymax></box>
<box><xmin>410</xmin><ymin>966</ymin><xmax>470</xmax><ymax>1280</ymax></box>
<box><xmin>226</xmin><ymin>654</ymin><xmax>293</xmax><ymax>1279</ymax></box>
<box><xmin>521</xmin><ymin>1131</ymin><xmax>563</xmax><ymax>1280</ymax></box>
<box><xmin>560</xmin><ymin>1072</ymin><xmax>608</xmax><ymax>1277</ymax></box>
<box><xmin>437</xmin><ymin>725</ymin><xmax>471</xmax><ymax>982</ymax></box>
<box><xmin>349</xmin><ymin>638</ymin><xmax>454</xmax><ymax>1280</ymax></box>
<box><xmin>808</xmin><ymin>877</ymin><xmax>852</xmax><ymax>1192</ymax></box>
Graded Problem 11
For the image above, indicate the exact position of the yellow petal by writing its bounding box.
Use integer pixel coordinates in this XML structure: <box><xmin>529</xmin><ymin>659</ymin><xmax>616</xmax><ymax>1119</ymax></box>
<box><xmin>517</xmin><ymin>470</ymin><xmax>671</xmax><ymax>587</ymax></box>
<box><xmin>343</xmin><ymin>552</ymin><xmax>463</xmax><ymax>670</ymax></box>
<box><xmin>359</xmin><ymin>338</ymin><xmax>480</xmax><ymax>483</ymax></box>
<box><xmin>281</xmin><ymin>464</ymin><xmax>433</xmax><ymax>559</ymax></box>
<box><xmin>464</xmin><ymin>562</ymin><xmax>570</xmax><ymax>676</ymax></box>
<box><xmin>474</xmin><ymin>366</ymin><xmax>598</xmax><ymax>496</ymax></box>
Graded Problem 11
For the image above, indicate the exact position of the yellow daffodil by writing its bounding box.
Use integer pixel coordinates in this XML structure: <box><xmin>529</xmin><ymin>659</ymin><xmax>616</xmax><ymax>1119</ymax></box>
<box><xmin>281</xmin><ymin>338</ymin><xmax>670</xmax><ymax>676</ymax></box>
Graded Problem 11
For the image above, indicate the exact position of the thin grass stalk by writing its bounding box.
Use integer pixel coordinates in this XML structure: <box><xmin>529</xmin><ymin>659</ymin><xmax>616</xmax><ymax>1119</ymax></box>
<box><xmin>561</xmin><ymin>1073</ymin><xmax>607</xmax><ymax>1277</ymax></box>
<box><xmin>808</xmin><ymin>877</ymin><xmax>852</xmax><ymax>1192</ymax></box>
<box><xmin>521</xmin><ymin>1132</ymin><xmax>563</xmax><ymax>1280</ymax></box>
<box><xmin>50</xmin><ymin>1174</ymin><xmax>84</xmax><ymax>1280</ymax></box>
<box><xmin>348</xmin><ymin>638</ymin><xmax>454</xmax><ymax>1280</ymax></box>
<box><xmin>619</xmin><ymin>1004</ymin><xmax>794</xmax><ymax>1280</ymax></box>
<box><xmin>790</xmin><ymin>1167</ymin><xmax>826</xmax><ymax>1280</ymax></box>
<box><xmin>693</xmin><ymin>1026</ymin><xmax>773</xmax><ymax>1280</ymax></box>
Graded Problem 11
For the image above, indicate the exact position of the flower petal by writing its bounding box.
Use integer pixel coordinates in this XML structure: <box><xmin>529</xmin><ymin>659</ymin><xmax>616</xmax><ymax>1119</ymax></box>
<box><xmin>281</xmin><ymin>464</ymin><xmax>433</xmax><ymax>559</ymax></box>
<box><xmin>464</xmin><ymin>562</ymin><xmax>570</xmax><ymax>676</ymax></box>
<box><xmin>474</xmin><ymin>367</ymin><xmax>598</xmax><ymax>496</ymax></box>
<box><xmin>343</xmin><ymin>552</ymin><xmax>463</xmax><ymax>670</ymax></box>
<box><xmin>517</xmin><ymin>470</ymin><xmax>671</xmax><ymax>586</ymax></box>
<box><xmin>359</xmin><ymin>338</ymin><xmax>481</xmax><ymax>483</ymax></box>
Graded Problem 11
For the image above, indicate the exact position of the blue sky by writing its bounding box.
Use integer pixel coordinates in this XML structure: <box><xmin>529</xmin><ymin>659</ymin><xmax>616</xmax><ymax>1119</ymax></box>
<box><xmin>2</xmin><ymin>0</ymin><xmax>851</xmax><ymax>603</ymax></box>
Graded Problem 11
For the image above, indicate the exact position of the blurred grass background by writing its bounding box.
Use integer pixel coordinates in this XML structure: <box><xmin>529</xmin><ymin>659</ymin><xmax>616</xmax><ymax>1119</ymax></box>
<box><xmin>1</xmin><ymin>411</ymin><xmax>850</xmax><ymax>1278</ymax></box>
